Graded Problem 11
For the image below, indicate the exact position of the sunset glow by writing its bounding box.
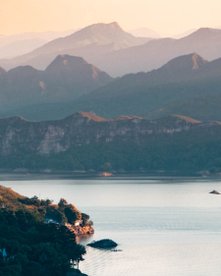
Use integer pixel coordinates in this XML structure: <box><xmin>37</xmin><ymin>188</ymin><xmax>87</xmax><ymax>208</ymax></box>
<box><xmin>0</xmin><ymin>0</ymin><xmax>221</xmax><ymax>35</ymax></box>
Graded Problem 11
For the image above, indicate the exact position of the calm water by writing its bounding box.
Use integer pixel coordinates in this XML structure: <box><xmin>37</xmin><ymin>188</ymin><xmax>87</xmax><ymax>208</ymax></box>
<box><xmin>2</xmin><ymin>177</ymin><xmax>221</xmax><ymax>276</ymax></box>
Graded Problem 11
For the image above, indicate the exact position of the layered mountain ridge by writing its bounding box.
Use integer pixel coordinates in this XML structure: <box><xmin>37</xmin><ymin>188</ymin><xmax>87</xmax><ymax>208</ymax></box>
<box><xmin>54</xmin><ymin>53</ymin><xmax>221</xmax><ymax>121</ymax></box>
<box><xmin>102</xmin><ymin>27</ymin><xmax>221</xmax><ymax>75</ymax></box>
<box><xmin>1</xmin><ymin>23</ymin><xmax>221</xmax><ymax>76</ymax></box>
<box><xmin>1</xmin><ymin>52</ymin><xmax>221</xmax><ymax>121</ymax></box>
<box><xmin>0</xmin><ymin>54</ymin><xmax>112</xmax><ymax>117</ymax></box>
<box><xmin>0</xmin><ymin>22</ymin><xmax>149</xmax><ymax>73</ymax></box>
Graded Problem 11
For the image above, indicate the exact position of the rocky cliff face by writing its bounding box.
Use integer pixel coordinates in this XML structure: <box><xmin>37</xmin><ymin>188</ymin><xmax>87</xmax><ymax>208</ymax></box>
<box><xmin>0</xmin><ymin>112</ymin><xmax>221</xmax><ymax>174</ymax></box>
<box><xmin>0</xmin><ymin>112</ymin><xmax>201</xmax><ymax>156</ymax></box>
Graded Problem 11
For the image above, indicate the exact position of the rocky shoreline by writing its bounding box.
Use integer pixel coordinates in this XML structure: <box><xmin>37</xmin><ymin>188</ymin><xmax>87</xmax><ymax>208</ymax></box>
<box><xmin>66</xmin><ymin>223</ymin><xmax>94</xmax><ymax>236</ymax></box>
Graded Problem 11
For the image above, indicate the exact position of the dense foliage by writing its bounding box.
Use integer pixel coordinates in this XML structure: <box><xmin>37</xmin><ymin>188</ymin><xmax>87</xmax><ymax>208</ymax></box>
<box><xmin>0</xmin><ymin>210</ymin><xmax>86</xmax><ymax>276</ymax></box>
<box><xmin>0</xmin><ymin>123</ymin><xmax>221</xmax><ymax>175</ymax></box>
<box><xmin>0</xmin><ymin>186</ymin><xmax>88</xmax><ymax>276</ymax></box>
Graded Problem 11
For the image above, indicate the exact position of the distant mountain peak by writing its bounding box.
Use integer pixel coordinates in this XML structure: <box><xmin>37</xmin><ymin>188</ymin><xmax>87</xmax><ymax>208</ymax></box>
<box><xmin>45</xmin><ymin>55</ymin><xmax>86</xmax><ymax>72</ymax></box>
<box><xmin>94</xmin><ymin>21</ymin><xmax>121</xmax><ymax>29</ymax></box>
<box><xmin>79</xmin><ymin>21</ymin><xmax>124</xmax><ymax>33</ymax></box>
<box><xmin>196</xmin><ymin>27</ymin><xmax>220</xmax><ymax>33</ymax></box>
<box><xmin>45</xmin><ymin>55</ymin><xmax>111</xmax><ymax>84</ymax></box>
<box><xmin>162</xmin><ymin>53</ymin><xmax>208</xmax><ymax>72</ymax></box>
<box><xmin>64</xmin><ymin>21</ymin><xmax>143</xmax><ymax>50</ymax></box>
<box><xmin>51</xmin><ymin>54</ymin><xmax>85</xmax><ymax>63</ymax></box>
<box><xmin>8</xmin><ymin>65</ymin><xmax>40</xmax><ymax>76</ymax></box>
<box><xmin>186</xmin><ymin>27</ymin><xmax>221</xmax><ymax>39</ymax></box>
<box><xmin>109</xmin><ymin>21</ymin><xmax>120</xmax><ymax>27</ymax></box>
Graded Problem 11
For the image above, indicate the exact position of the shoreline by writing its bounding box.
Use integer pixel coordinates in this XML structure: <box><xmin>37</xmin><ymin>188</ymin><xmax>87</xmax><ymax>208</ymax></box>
<box><xmin>0</xmin><ymin>172</ymin><xmax>221</xmax><ymax>181</ymax></box>
<box><xmin>66</xmin><ymin>223</ymin><xmax>94</xmax><ymax>237</ymax></box>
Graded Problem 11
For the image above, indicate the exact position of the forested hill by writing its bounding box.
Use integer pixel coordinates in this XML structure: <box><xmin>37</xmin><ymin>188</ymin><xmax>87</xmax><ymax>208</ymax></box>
<box><xmin>0</xmin><ymin>185</ymin><xmax>92</xmax><ymax>276</ymax></box>
<box><xmin>0</xmin><ymin>112</ymin><xmax>221</xmax><ymax>175</ymax></box>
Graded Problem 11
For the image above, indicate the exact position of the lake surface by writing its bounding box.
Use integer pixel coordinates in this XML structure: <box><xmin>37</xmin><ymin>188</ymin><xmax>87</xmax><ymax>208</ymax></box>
<box><xmin>2</xmin><ymin>176</ymin><xmax>221</xmax><ymax>276</ymax></box>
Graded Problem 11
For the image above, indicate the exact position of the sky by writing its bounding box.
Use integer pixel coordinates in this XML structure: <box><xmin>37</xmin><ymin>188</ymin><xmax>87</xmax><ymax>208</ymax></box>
<box><xmin>0</xmin><ymin>0</ymin><xmax>221</xmax><ymax>36</ymax></box>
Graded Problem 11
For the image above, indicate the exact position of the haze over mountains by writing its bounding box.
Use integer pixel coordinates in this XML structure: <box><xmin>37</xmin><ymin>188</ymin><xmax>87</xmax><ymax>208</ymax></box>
<box><xmin>1</xmin><ymin>52</ymin><xmax>221</xmax><ymax>122</ymax></box>
<box><xmin>0</xmin><ymin>55</ymin><xmax>111</xmax><ymax>120</ymax></box>
<box><xmin>129</xmin><ymin>27</ymin><xmax>161</xmax><ymax>38</ymax></box>
<box><xmin>0</xmin><ymin>22</ymin><xmax>221</xmax><ymax>123</ymax></box>
<box><xmin>1</xmin><ymin>23</ymin><xmax>221</xmax><ymax>76</ymax></box>
<box><xmin>0</xmin><ymin>30</ymin><xmax>74</xmax><ymax>59</ymax></box>
<box><xmin>0</xmin><ymin>22</ymin><xmax>149</xmax><ymax>74</ymax></box>
<box><xmin>102</xmin><ymin>27</ymin><xmax>221</xmax><ymax>75</ymax></box>
<box><xmin>1</xmin><ymin>21</ymin><xmax>221</xmax><ymax>174</ymax></box>
<box><xmin>59</xmin><ymin>53</ymin><xmax>221</xmax><ymax>121</ymax></box>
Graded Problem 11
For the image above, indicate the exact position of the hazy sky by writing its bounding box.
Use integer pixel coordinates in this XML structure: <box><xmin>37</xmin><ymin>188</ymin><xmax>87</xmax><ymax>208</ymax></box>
<box><xmin>1</xmin><ymin>0</ymin><xmax>221</xmax><ymax>36</ymax></box>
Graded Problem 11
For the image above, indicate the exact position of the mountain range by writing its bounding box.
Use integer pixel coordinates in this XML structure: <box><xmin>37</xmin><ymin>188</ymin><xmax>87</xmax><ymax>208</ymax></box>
<box><xmin>68</xmin><ymin>53</ymin><xmax>221</xmax><ymax>121</ymax></box>
<box><xmin>0</xmin><ymin>21</ymin><xmax>221</xmax><ymax>175</ymax></box>
<box><xmin>2</xmin><ymin>52</ymin><xmax>221</xmax><ymax>121</ymax></box>
<box><xmin>1</xmin><ymin>22</ymin><xmax>221</xmax><ymax>123</ymax></box>
<box><xmin>100</xmin><ymin>27</ymin><xmax>221</xmax><ymax>75</ymax></box>
<box><xmin>0</xmin><ymin>22</ymin><xmax>149</xmax><ymax>75</ymax></box>
<box><xmin>1</xmin><ymin>23</ymin><xmax>221</xmax><ymax>76</ymax></box>
<box><xmin>0</xmin><ymin>55</ymin><xmax>111</xmax><ymax>119</ymax></box>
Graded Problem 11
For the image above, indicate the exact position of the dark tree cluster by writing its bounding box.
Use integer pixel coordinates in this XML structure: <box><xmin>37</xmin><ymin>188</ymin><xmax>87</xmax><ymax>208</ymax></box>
<box><xmin>0</xmin><ymin>186</ymin><xmax>88</xmax><ymax>276</ymax></box>
<box><xmin>0</xmin><ymin>209</ymin><xmax>86</xmax><ymax>276</ymax></box>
